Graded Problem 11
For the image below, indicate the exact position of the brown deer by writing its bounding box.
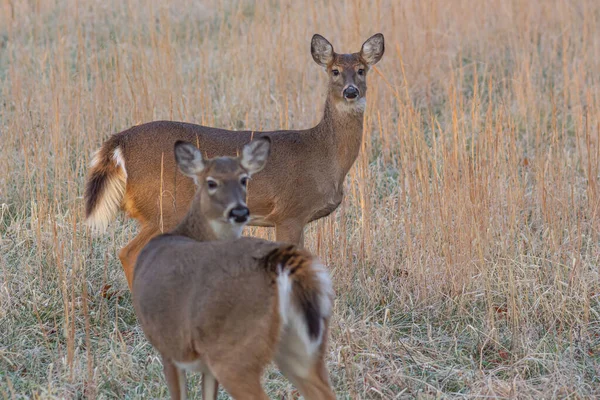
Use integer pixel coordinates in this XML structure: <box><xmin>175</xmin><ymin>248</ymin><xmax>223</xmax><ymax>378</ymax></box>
<box><xmin>133</xmin><ymin>140</ymin><xmax>335</xmax><ymax>399</ymax></box>
<box><xmin>85</xmin><ymin>33</ymin><xmax>384</xmax><ymax>289</ymax></box>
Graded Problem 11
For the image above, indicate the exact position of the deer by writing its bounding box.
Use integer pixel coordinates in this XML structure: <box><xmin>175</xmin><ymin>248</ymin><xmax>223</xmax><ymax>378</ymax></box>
<box><xmin>133</xmin><ymin>139</ymin><xmax>335</xmax><ymax>400</ymax></box>
<box><xmin>85</xmin><ymin>33</ymin><xmax>385</xmax><ymax>290</ymax></box>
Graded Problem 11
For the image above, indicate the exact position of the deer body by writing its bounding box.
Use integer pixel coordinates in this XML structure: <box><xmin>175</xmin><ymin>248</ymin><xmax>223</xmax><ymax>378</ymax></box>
<box><xmin>85</xmin><ymin>33</ymin><xmax>384</xmax><ymax>289</ymax></box>
<box><xmin>133</xmin><ymin>140</ymin><xmax>335</xmax><ymax>399</ymax></box>
<box><xmin>108</xmin><ymin>107</ymin><xmax>358</xmax><ymax>228</ymax></box>
<box><xmin>134</xmin><ymin>236</ymin><xmax>334</xmax><ymax>400</ymax></box>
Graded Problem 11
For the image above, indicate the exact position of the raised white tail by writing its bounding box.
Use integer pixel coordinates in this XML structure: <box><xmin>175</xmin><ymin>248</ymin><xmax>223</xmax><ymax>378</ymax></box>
<box><xmin>85</xmin><ymin>138</ymin><xmax>126</xmax><ymax>232</ymax></box>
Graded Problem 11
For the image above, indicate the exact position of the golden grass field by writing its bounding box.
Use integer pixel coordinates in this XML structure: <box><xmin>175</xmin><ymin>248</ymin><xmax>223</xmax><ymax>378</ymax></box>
<box><xmin>1</xmin><ymin>0</ymin><xmax>600</xmax><ymax>398</ymax></box>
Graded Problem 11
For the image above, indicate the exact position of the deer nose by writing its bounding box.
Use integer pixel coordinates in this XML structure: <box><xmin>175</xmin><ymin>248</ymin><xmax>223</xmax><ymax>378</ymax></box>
<box><xmin>343</xmin><ymin>86</ymin><xmax>359</xmax><ymax>100</ymax></box>
<box><xmin>229</xmin><ymin>206</ymin><xmax>250</xmax><ymax>223</ymax></box>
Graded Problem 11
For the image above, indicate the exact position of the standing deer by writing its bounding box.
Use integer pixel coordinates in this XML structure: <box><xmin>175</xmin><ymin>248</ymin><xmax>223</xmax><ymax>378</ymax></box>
<box><xmin>133</xmin><ymin>140</ymin><xmax>335</xmax><ymax>399</ymax></box>
<box><xmin>85</xmin><ymin>33</ymin><xmax>385</xmax><ymax>289</ymax></box>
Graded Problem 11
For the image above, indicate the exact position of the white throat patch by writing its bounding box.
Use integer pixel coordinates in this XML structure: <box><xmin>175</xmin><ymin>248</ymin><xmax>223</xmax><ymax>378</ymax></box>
<box><xmin>209</xmin><ymin>220</ymin><xmax>244</xmax><ymax>239</ymax></box>
<box><xmin>336</xmin><ymin>97</ymin><xmax>366</xmax><ymax>115</ymax></box>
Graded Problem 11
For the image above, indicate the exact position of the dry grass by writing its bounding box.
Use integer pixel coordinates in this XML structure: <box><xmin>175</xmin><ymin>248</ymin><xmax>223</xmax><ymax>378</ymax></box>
<box><xmin>1</xmin><ymin>0</ymin><xmax>600</xmax><ymax>398</ymax></box>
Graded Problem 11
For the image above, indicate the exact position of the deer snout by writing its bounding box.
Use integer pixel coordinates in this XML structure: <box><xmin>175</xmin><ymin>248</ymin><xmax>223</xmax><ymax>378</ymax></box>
<box><xmin>343</xmin><ymin>85</ymin><xmax>360</xmax><ymax>100</ymax></box>
<box><xmin>228</xmin><ymin>205</ymin><xmax>250</xmax><ymax>223</ymax></box>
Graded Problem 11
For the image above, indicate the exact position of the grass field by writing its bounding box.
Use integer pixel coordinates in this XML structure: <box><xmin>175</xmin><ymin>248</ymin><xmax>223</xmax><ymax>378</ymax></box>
<box><xmin>2</xmin><ymin>0</ymin><xmax>600</xmax><ymax>398</ymax></box>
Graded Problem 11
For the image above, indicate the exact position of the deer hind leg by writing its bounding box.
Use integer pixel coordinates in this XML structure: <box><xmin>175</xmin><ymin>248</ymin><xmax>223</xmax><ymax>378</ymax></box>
<box><xmin>118</xmin><ymin>224</ymin><xmax>160</xmax><ymax>290</ymax></box>
<box><xmin>277</xmin><ymin>356</ymin><xmax>335</xmax><ymax>400</ymax></box>
<box><xmin>202</xmin><ymin>371</ymin><xmax>219</xmax><ymax>400</ymax></box>
<box><xmin>208</xmin><ymin>342</ymin><xmax>274</xmax><ymax>400</ymax></box>
<box><xmin>210</xmin><ymin>366</ymin><xmax>268</xmax><ymax>400</ymax></box>
<box><xmin>162</xmin><ymin>356</ymin><xmax>187</xmax><ymax>400</ymax></box>
<box><xmin>276</xmin><ymin>331</ymin><xmax>335</xmax><ymax>400</ymax></box>
<box><xmin>275</xmin><ymin>219</ymin><xmax>306</xmax><ymax>247</ymax></box>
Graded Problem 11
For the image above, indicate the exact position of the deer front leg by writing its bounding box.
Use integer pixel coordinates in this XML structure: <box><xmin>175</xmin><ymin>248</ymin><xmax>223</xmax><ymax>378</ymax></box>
<box><xmin>275</xmin><ymin>220</ymin><xmax>305</xmax><ymax>247</ymax></box>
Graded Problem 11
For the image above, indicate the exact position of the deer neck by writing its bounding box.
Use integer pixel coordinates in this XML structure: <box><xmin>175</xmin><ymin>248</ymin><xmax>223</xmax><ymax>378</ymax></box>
<box><xmin>317</xmin><ymin>95</ymin><xmax>365</xmax><ymax>176</ymax></box>
<box><xmin>170</xmin><ymin>197</ymin><xmax>219</xmax><ymax>242</ymax></box>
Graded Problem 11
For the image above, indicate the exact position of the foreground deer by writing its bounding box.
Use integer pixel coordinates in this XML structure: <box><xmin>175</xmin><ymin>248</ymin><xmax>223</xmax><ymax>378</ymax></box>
<box><xmin>85</xmin><ymin>33</ymin><xmax>384</xmax><ymax>289</ymax></box>
<box><xmin>133</xmin><ymin>140</ymin><xmax>335</xmax><ymax>399</ymax></box>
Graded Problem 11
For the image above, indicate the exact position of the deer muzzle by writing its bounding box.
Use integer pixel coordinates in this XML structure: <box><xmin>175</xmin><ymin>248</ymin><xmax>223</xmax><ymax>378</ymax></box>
<box><xmin>228</xmin><ymin>205</ymin><xmax>250</xmax><ymax>223</ymax></box>
<box><xmin>343</xmin><ymin>85</ymin><xmax>360</xmax><ymax>100</ymax></box>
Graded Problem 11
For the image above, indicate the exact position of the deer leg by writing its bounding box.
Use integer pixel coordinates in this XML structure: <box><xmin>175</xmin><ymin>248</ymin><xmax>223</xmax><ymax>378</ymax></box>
<box><xmin>118</xmin><ymin>225</ymin><xmax>160</xmax><ymax>290</ymax></box>
<box><xmin>212</xmin><ymin>367</ymin><xmax>268</xmax><ymax>400</ymax></box>
<box><xmin>276</xmin><ymin>325</ymin><xmax>335</xmax><ymax>400</ymax></box>
<box><xmin>162</xmin><ymin>356</ymin><xmax>187</xmax><ymax>400</ymax></box>
<box><xmin>275</xmin><ymin>220</ymin><xmax>305</xmax><ymax>247</ymax></box>
<box><xmin>202</xmin><ymin>372</ymin><xmax>219</xmax><ymax>400</ymax></box>
<box><xmin>276</xmin><ymin>356</ymin><xmax>335</xmax><ymax>400</ymax></box>
<box><xmin>298</xmin><ymin>229</ymin><xmax>305</xmax><ymax>248</ymax></box>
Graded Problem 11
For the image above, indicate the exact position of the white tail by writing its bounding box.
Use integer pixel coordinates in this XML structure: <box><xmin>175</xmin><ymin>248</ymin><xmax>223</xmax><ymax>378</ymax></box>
<box><xmin>85</xmin><ymin>144</ymin><xmax>127</xmax><ymax>232</ymax></box>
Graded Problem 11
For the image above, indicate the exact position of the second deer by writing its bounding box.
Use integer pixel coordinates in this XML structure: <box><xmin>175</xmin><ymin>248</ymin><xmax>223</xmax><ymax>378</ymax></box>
<box><xmin>84</xmin><ymin>33</ymin><xmax>385</xmax><ymax>289</ymax></box>
<box><xmin>133</xmin><ymin>139</ymin><xmax>335</xmax><ymax>399</ymax></box>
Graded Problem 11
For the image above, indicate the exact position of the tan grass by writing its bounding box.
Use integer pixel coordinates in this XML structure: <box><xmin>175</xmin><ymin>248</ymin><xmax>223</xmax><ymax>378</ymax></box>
<box><xmin>1</xmin><ymin>0</ymin><xmax>600</xmax><ymax>398</ymax></box>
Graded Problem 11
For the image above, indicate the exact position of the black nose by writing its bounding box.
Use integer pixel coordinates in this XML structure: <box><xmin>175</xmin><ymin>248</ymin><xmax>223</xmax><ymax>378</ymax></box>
<box><xmin>229</xmin><ymin>206</ymin><xmax>250</xmax><ymax>223</ymax></box>
<box><xmin>343</xmin><ymin>86</ymin><xmax>359</xmax><ymax>99</ymax></box>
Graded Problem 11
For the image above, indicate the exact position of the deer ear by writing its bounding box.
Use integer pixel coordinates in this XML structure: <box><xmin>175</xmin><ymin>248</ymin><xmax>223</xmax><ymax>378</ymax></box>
<box><xmin>311</xmin><ymin>34</ymin><xmax>334</xmax><ymax>67</ymax></box>
<box><xmin>174</xmin><ymin>141</ymin><xmax>205</xmax><ymax>179</ymax></box>
<box><xmin>241</xmin><ymin>137</ymin><xmax>271</xmax><ymax>175</ymax></box>
<box><xmin>360</xmin><ymin>33</ymin><xmax>385</xmax><ymax>66</ymax></box>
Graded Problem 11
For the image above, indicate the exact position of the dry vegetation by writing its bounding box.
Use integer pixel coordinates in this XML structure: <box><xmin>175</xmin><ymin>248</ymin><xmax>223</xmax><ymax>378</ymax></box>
<box><xmin>1</xmin><ymin>0</ymin><xmax>600</xmax><ymax>398</ymax></box>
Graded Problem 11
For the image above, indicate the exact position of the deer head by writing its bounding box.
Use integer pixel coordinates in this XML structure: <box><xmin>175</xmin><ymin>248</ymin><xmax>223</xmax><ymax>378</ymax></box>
<box><xmin>174</xmin><ymin>137</ymin><xmax>271</xmax><ymax>237</ymax></box>
<box><xmin>311</xmin><ymin>33</ymin><xmax>385</xmax><ymax>113</ymax></box>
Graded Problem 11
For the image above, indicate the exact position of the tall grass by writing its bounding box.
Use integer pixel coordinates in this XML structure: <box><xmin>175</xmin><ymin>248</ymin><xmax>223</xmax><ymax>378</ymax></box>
<box><xmin>1</xmin><ymin>0</ymin><xmax>600</xmax><ymax>398</ymax></box>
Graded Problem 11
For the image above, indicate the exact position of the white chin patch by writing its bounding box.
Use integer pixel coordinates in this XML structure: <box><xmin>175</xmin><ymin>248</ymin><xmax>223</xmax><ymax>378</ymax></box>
<box><xmin>336</xmin><ymin>97</ymin><xmax>366</xmax><ymax>114</ymax></box>
<box><xmin>229</xmin><ymin>222</ymin><xmax>245</xmax><ymax>238</ymax></box>
<box><xmin>209</xmin><ymin>220</ymin><xmax>244</xmax><ymax>239</ymax></box>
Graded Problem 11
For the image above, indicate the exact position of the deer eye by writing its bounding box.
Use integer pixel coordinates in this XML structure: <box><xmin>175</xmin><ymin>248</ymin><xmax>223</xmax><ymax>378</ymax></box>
<box><xmin>332</xmin><ymin>69</ymin><xmax>340</xmax><ymax>76</ymax></box>
<box><xmin>358</xmin><ymin>68</ymin><xmax>365</xmax><ymax>76</ymax></box>
<box><xmin>240</xmin><ymin>177</ymin><xmax>249</xmax><ymax>187</ymax></box>
<box><xmin>207</xmin><ymin>179</ymin><xmax>218</xmax><ymax>190</ymax></box>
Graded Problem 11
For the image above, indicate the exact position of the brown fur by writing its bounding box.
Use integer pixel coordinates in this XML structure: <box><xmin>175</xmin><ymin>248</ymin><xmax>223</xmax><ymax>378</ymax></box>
<box><xmin>133</xmin><ymin>236</ymin><xmax>335</xmax><ymax>399</ymax></box>
<box><xmin>116</xmin><ymin>138</ymin><xmax>269</xmax><ymax>288</ymax></box>
<box><xmin>132</xmin><ymin>144</ymin><xmax>335</xmax><ymax>399</ymax></box>
<box><xmin>84</xmin><ymin>34</ymin><xmax>385</xmax><ymax>286</ymax></box>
